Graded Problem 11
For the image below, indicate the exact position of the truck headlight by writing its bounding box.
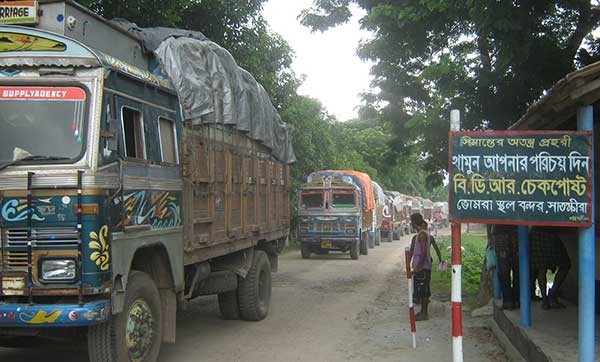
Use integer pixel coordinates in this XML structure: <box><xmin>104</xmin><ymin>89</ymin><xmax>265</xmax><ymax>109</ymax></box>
<box><xmin>41</xmin><ymin>259</ymin><xmax>76</xmax><ymax>281</ymax></box>
<box><xmin>346</xmin><ymin>228</ymin><xmax>355</xmax><ymax>235</ymax></box>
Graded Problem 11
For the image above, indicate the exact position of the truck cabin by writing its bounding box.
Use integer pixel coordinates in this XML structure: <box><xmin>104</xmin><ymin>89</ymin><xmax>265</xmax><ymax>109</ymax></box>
<box><xmin>299</xmin><ymin>187</ymin><xmax>359</xmax><ymax>211</ymax></box>
<box><xmin>0</xmin><ymin>0</ymin><xmax>181</xmax><ymax>318</ymax></box>
<box><xmin>297</xmin><ymin>177</ymin><xmax>362</xmax><ymax>241</ymax></box>
<box><xmin>0</xmin><ymin>0</ymin><xmax>187</xmax><ymax>337</ymax></box>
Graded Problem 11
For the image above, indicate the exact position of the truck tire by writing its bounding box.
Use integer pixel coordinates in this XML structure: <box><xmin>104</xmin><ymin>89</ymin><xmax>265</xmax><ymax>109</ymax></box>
<box><xmin>360</xmin><ymin>233</ymin><xmax>368</xmax><ymax>255</ymax></box>
<box><xmin>350</xmin><ymin>242</ymin><xmax>359</xmax><ymax>260</ymax></box>
<box><xmin>301</xmin><ymin>244</ymin><xmax>311</xmax><ymax>259</ymax></box>
<box><xmin>375</xmin><ymin>231</ymin><xmax>381</xmax><ymax>246</ymax></box>
<box><xmin>238</xmin><ymin>250</ymin><xmax>271</xmax><ymax>321</ymax></box>
<box><xmin>218</xmin><ymin>291</ymin><xmax>240</xmax><ymax>320</ymax></box>
<box><xmin>88</xmin><ymin>271</ymin><xmax>162</xmax><ymax>362</ymax></box>
<box><xmin>368</xmin><ymin>233</ymin><xmax>375</xmax><ymax>249</ymax></box>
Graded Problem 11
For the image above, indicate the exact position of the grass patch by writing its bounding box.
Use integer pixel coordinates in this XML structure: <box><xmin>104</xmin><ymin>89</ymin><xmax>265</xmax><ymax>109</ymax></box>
<box><xmin>430</xmin><ymin>231</ymin><xmax>487</xmax><ymax>307</ymax></box>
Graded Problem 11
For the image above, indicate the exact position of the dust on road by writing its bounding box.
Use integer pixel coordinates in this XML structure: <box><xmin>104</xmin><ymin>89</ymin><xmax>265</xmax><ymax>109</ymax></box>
<box><xmin>0</xmin><ymin>229</ymin><xmax>508</xmax><ymax>362</ymax></box>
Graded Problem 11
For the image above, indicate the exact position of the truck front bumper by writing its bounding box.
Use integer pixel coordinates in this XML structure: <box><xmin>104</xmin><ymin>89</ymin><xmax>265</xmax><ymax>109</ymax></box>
<box><xmin>0</xmin><ymin>300</ymin><xmax>110</xmax><ymax>327</ymax></box>
<box><xmin>300</xmin><ymin>237</ymin><xmax>359</xmax><ymax>250</ymax></box>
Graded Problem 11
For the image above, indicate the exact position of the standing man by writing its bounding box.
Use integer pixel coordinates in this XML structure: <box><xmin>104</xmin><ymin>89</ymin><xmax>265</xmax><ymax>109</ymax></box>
<box><xmin>530</xmin><ymin>226</ymin><xmax>571</xmax><ymax>309</ymax></box>
<box><xmin>410</xmin><ymin>213</ymin><xmax>443</xmax><ymax>321</ymax></box>
<box><xmin>487</xmin><ymin>224</ymin><xmax>519</xmax><ymax>310</ymax></box>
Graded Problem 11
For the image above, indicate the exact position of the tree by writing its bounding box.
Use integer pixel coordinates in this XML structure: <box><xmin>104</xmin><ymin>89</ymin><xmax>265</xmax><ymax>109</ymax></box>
<box><xmin>280</xmin><ymin>95</ymin><xmax>338</xmax><ymax>185</ymax></box>
<box><xmin>300</xmin><ymin>1</ymin><xmax>600</xmax><ymax>184</ymax></box>
<box><xmin>179</xmin><ymin>0</ymin><xmax>300</xmax><ymax>109</ymax></box>
<box><xmin>80</xmin><ymin>0</ymin><xmax>300</xmax><ymax>110</ymax></box>
<box><xmin>78</xmin><ymin>0</ymin><xmax>185</xmax><ymax>27</ymax></box>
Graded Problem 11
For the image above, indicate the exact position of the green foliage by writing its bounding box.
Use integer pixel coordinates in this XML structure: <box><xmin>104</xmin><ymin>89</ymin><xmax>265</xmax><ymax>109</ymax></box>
<box><xmin>78</xmin><ymin>0</ymin><xmax>185</xmax><ymax>27</ymax></box>
<box><xmin>80</xmin><ymin>0</ymin><xmax>447</xmax><ymax>207</ymax></box>
<box><xmin>80</xmin><ymin>0</ymin><xmax>299</xmax><ymax>110</ymax></box>
<box><xmin>300</xmin><ymin>0</ymin><xmax>600</xmax><ymax>186</ymax></box>
<box><xmin>430</xmin><ymin>231</ymin><xmax>487</xmax><ymax>306</ymax></box>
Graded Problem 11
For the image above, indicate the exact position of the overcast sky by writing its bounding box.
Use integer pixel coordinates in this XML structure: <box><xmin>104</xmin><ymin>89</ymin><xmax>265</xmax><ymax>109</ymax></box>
<box><xmin>263</xmin><ymin>0</ymin><xmax>374</xmax><ymax>122</ymax></box>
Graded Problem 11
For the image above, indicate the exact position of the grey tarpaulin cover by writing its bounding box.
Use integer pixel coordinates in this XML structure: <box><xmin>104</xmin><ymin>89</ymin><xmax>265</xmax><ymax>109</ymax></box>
<box><xmin>112</xmin><ymin>21</ymin><xmax>296</xmax><ymax>164</ymax></box>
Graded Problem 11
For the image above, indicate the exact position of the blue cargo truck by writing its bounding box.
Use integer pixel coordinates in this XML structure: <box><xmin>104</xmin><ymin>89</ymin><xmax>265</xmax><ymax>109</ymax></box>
<box><xmin>0</xmin><ymin>1</ymin><xmax>294</xmax><ymax>361</ymax></box>
<box><xmin>297</xmin><ymin>175</ymin><xmax>365</xmax><ymax>259</ymax></box>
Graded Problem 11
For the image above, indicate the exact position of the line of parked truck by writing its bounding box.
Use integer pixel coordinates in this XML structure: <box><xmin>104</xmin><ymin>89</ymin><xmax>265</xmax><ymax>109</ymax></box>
<box><xmin>0</xmin><ymin>2</ymin><xmax>447</xmax><ymax>361</ymax></box>
<box><xmin>296</xmin><ymin>170</ymin><xmax>448</xmax><ymax>260</ymax></box>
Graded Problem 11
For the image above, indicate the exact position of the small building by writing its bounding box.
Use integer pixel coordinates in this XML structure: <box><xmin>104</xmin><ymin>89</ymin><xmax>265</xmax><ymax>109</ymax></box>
<box><xmin>494</xmin><ymin>61</ymin><xmax>600</xmax><ymax>362</ymax></box>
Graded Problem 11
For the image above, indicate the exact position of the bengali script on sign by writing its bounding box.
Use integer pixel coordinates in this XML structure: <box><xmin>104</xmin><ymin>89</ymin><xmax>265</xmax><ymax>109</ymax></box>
<box><xmin>449</xmin><ymin>132</ymin><xmax>592</xmax><ymax>226</ymax></box>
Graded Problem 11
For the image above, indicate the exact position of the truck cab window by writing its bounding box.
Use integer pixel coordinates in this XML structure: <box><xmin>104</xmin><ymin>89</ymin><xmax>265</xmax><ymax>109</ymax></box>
<box><xmin>332</xmin><ymin>192</ymin><xmax>355</xmax><ymax>208</ymax></box>
<box><xmin>159</xmin><ymin>117</ymin><xmax>178</xmax><ymax>164</ymax></box>
<box><xmin>122</xmin><ymin>107</ymin><xmax>145</xmax><ymax>159</ymax></box>
<box><xmin>301</xmin><ymin>192</ymin><xmax>323</xmax><ymax>209</ymax></box>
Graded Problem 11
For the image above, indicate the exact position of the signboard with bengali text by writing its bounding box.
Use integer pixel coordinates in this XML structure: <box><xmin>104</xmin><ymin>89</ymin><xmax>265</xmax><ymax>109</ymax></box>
<box><xmin>448</xmin><ymin>131</ymin><xmax>592</xmax><ymax>226</ymax></box>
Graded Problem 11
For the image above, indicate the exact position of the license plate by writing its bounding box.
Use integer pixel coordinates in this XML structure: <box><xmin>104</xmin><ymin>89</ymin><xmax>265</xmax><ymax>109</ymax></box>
<box><xmin>321</xmin><ymin>241</ymin><xmax>333</xmax><ymax>249</ymax></box>
<box><xmin>2</xmin><ymin>276</ymin><xmax>25</xmax><ymax>295</ymax></box>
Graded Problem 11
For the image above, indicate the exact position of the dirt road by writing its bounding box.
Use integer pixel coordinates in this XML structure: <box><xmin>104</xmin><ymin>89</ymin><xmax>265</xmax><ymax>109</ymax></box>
<box><xmin>0</xmin><ymin>231</ymin><xmax>507</xmax><ymax>361</ymax></box>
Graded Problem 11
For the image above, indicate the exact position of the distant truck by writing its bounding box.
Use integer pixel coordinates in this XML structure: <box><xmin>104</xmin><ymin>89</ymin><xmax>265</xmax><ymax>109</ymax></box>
<box><xmin>433</xmin><ymin>202</ymin><xmax>449</xmax><ymax>228</ymax></box>
<box><xmin>0</xmin><ymin>1</ymin><xmax>294</xmax><ymax>361</ymax></box>
<box><xmin>383</xmin><ymin>191</ymin><xmax>412</xmax><ymax>240</ymax></box>
<box><xmin>297</xmin><ymin>175</ymin><xmax>365</xmax><ymax>259</ymax></box>
<box><xmin>301</xmin><ymin>170</ymin><xmax>378</xmax><ymax>257</ymax></box>
<box><xmin>371</xmin><ymin>181</ymin><xmax>386</xmax><ymax>246</ymax></box>
<box><xmin>380</xmin><ymin>193</ymin><xmax>394</xmax><ymax>242</ymax></box>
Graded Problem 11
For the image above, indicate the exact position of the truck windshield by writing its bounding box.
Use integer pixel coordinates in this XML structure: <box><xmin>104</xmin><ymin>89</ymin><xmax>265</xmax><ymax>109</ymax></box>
<box><xmin>332</xmin><ymin>192</ymin><xmax>355</xmax><ymax>208</ymax></box>
<box><xmin>0</xmin><ymin>86</ymin><xmax>87</xmax><ymax>163</ymax></box>
<box><xmin>300</xmin><ymin>191</ymin><xmax>323</xmax><ymax>209</ymax></box>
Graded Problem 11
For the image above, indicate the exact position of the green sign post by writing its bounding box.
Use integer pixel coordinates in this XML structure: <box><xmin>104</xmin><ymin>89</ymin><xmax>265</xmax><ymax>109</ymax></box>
<box><xmin>448</xmin><ymin>131</ymin><xmax>592</xmax><ymax>226</ymax></box>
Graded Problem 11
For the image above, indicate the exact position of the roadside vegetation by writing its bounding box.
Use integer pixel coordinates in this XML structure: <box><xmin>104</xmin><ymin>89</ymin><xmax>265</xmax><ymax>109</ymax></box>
<box><xmin>430</xmin><ymin>229</ymin><xmax>487</xmax><ymax>308</ymax></box>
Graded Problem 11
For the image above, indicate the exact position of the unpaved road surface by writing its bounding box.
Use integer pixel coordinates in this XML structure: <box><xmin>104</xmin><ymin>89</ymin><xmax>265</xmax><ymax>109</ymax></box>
<box><xmin>0</xmin><ymin>230</ymin><xmax>508</xmax><ymax>362</ymax></box>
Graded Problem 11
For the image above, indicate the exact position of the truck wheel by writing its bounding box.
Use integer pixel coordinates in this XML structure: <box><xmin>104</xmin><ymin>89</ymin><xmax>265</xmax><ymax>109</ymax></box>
<box><xmin>375</xmin><ymin>232</ymin><xmax>381</xmax><ymax>246</ymax></box>
<box><xmin>218</xmin><ymin>291</ymin><xmax>240</xmax><ymax>320</ymax></box>
<box><xmin>360</xmin><ymin>233</ymin><xmax>368</xmax><ymax>255</ymax></box>
<box><xmin>301</xmin><ymin>244</ymin><xmax>311</xmax><ymax>259</ymax></box>
<box><xmin>350</xmin><ymin>242</ymin><xmax>359</xmax><ymax>260</ymax></box>
<box><xmin>368</xmin><ymin>233</ymin><xmax>375</xmax><ymax>249</ymax></box>
<box><xmin>88</xmin><ymin>271</ymin><xmax>162</xmax><ymax>362</ymax></box>
<box><xmin>238</xmin><ymin>250</ymin><xmax>271</xmax><ymax>321</ymax></box>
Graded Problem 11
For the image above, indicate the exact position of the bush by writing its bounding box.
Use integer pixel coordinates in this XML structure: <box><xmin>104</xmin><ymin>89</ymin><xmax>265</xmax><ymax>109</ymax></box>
<box><xmin>430</xmin><ymin>231</ymin><xmax>487</xmax><ymax>306</ymax></box>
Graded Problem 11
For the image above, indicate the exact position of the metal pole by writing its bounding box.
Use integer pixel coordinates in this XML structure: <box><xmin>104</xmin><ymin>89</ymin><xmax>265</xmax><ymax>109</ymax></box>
<box><xmin>405</xmin><ymin>248</ymin><xmax>417</xmax><ymax>348</ymax></box>
<box><xmin>450</xmin><ymin>109</ymin><xmax>463</xmax><ymax>362</ymax></box>
<box><xmin>451</xmin><ymin>223</ymin><xmax>463</xmax><ymax>362</ymax></box>
<box><xmin>578</xmin><ymin>105</ymin><xmax>595</xmax><ymax>362</ymax></box>
<box><xmin>518</xmin><ymin>225</ymin><xmax>531</xmax><ymax>327</ymax></box>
